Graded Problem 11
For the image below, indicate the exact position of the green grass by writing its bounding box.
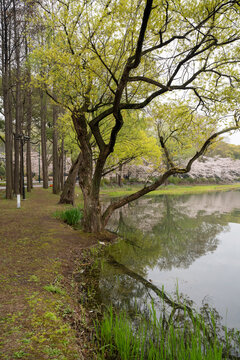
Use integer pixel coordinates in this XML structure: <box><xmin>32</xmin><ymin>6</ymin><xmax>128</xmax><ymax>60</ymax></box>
<box><xmin>43</xmin><ymin>284</ymin><xmax>66</xmax><ymax>296</ymax></box>
<box><xmin>100</xmin><ymin>183</ymin><xmax>240</xmax><ymax>198</ymax></box>
<box><xmin>94</xmin><ymin>304</ymin><xmax>239</xmax><ymax>360</ymax></box>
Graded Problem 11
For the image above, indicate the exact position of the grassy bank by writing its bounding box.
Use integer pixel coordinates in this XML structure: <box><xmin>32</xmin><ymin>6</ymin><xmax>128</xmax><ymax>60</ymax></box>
<box><xmin>0</xmin><ymin>188</ymin><xmax>97</xmax><ymax>360</ymax></box>
<box><xmin>100</xmin><ymin>183</ymin><xmax>240</xmax><ymax>198</ymax></box>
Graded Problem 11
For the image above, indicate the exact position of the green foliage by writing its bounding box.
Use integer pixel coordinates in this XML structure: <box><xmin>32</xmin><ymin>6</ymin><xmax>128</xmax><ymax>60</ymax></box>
<box><xmin>54</xmin><ymin>207</ymin><xmax>83</xmax><ymax>226</ymax></box>
<box><xmin>100</xmin><ymin>178</ymin><xmax>111</xmax><ymax>187</ymax></box>
<box><xmin>30</xmin><ymin>0</ymin><xmax>240</xmax><ymax>171</ymax></box>
<box><xmin>207</xmin><ymin>140</ymin><xmax>240</xmax><ymax>160</ymax></box>
<box><xmin>167</xmin><ymin>175</ymin><xmax>222</xmax><ymax>185</ymax></box>
<box><xmin>168</xmin><ymin>176</ymin><xmax>182</xmax><ymax>185</ymax></box>
<box><xmin>151</xmin><ymin>102</ymin><xmax>217</xmax><ymax>169</ymax></box>
<box><xmin>104</xmin><ymin>111</ymin><xmax>162</xmax><ymax>171</ymax></box>
<box><xmin>95</xmin><ymin>305</ymin><xmax>229</xmax><ymax>360</ymax></box>
<box><xmin>0</xmin><ymin>161</ymin><xmax>5</xmax><ymax>178</ymax></box>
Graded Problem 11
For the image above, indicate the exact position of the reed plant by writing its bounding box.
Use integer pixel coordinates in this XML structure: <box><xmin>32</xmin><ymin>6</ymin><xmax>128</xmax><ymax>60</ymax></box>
<box><xmin>94</xmin><ymin>303</ymin><xmax>239</xmax><ymax>360</ymax></box>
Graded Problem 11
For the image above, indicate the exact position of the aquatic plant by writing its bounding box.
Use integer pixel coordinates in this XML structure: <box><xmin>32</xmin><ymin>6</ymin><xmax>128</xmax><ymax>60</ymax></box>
<box><xmin>94</xmin><ymin>303</ymin><xmax>239</xmax><ymax>360</ymax></box>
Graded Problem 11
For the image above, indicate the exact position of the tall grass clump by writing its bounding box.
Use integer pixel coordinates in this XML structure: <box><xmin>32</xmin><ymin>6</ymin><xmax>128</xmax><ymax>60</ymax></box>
<box><xmin>94</xmin><ymin>303</ymin><xmax>238</xmax><ymax>360</ymax></box>
<box><xmin>54</xmin><ymin>207</ymin><xmax>83</xmax><ymax>226</ymax></box>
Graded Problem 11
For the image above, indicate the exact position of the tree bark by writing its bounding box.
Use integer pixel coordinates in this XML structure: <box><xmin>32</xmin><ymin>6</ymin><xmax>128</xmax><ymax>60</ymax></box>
<box><xmin>26</xmin><ymin>84</ymin><xmax>32</xmax><ymax>192</ymax></box>
<box><xmin>78</xmin><ymin>156</ymin><xmax>103</xmax><ymax>232</ymax></box>
<box><xmin>59</xmin><ymin>152</ymin><xmax>81</xmax><ymax>205</ymax></box>
<box><xmin>25</xmin><ymin>41</ymin><xmax>32</xmax><ymax>192</ymax></box>
<box><xmin>40</xmin><ymin>89</ymin><xmax>48</xmax><ymax>188</ymax></box>
<box><xmin>52</xmin><ymin>101</ymin><xmax>60</xmax><ymax>194</ymax></box>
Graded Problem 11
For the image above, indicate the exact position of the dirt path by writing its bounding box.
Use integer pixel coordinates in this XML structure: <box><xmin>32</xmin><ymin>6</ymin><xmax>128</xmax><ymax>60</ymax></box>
<box><xmin>0</xmin><ymin>188</ymin><xmax>97</xmax><ymax>360</ymax></box>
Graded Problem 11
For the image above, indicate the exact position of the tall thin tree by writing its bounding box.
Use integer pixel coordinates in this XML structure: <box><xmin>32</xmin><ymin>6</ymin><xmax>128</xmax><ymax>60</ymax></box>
<box><xmin>40</xmin><ymin>88</ymin><xmax>48</xmax><ymax>188</ymax></box>
<box><xmin>13</xmin><ymin>0</ymin><xmax>22</xmax><ymax>195</ymax></box>
<box><xmin>1</xmin><ymin>0</ymin><xmax>13</xmax><ymax>199</ymax></box>
<box><xmin>52</xmin><ymin>100</ymin><xmax>60</xmax><ymax>194</ymax></box>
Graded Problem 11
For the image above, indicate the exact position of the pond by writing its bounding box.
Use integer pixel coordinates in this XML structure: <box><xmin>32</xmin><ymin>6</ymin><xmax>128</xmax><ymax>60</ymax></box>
<box><xmin>98</xmin><ymin>190</ymin><xmax>240</xmax><ymax>330</ymax></box>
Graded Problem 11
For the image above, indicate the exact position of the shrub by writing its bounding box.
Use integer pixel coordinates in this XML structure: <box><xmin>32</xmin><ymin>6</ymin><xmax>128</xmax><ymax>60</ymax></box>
<box><xmin>101</xmin><ymin>178</ymin><xmax>111</xmax><ymax>187</ymax></box>
<box><xmin>168</xmin><ymin>176</ymin><xmax>181</xmax><ymax>185</ymax></box>
<box><xmin>55</xmin><ymin>207</ymin><xmax>83</xmax><ymax>226</ymax></box>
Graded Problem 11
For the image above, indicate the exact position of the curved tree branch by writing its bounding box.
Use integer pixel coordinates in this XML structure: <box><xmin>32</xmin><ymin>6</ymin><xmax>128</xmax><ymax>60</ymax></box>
<box><xmin>102</xmin><ymin>124</ymin><xmax>240</xmax><ymax>226</ymax></box>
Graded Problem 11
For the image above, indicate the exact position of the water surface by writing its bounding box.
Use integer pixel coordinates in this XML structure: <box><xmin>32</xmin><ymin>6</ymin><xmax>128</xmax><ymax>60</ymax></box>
<box><xmin>99</xmin><ymin>190</ymin><xmax>240</xmax><ymax>329</ymax></box>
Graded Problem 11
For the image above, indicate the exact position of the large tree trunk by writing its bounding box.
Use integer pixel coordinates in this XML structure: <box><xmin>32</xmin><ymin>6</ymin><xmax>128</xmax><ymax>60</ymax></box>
<box><xmin>40</xmin><ymin>89</ymin><xmax>48</xmax><ymax>189</ymax></box>
<box><xmin>71</xmin><ymin>109</ymin><xmax>105</xmax><ymax>233</ymax></box>
<box><xmin>78</xmin><ymin>147</ymin><xmax>103</xmax><ymax>232</ymax></box>
<box><xmin>1</xmin><ymin>0</ymin><xmax>13</xmax><ymax>199</ymax></box>
<box><xmin>52</xmin><ymin>101</ymin><xmax>60</xmax><ymax>194</ymax></box>
<box><xmin>81</xmin><ymin>193</ymin><xmax>103</xmax><ymax>232</ymax></box>
<box><xmin>59</xmin><ymin>153</ymin><xmax>81</xmax><ymax>205</ymax></box>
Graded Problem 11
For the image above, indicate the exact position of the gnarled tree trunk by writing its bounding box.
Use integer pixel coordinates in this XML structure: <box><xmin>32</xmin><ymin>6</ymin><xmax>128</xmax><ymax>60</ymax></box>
<box><xmin>78</xmin><ymin>153</ymin><xmax>103</xmax><ymax>232</ymax></box>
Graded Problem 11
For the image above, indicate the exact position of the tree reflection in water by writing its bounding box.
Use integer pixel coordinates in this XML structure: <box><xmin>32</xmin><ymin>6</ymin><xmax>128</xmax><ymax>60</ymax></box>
<box><xmin>106</xmin><ymin>193</ymin><xmax>231</xmax><ymax>275</ymax></box>
<box><xmin>98</xmin><ymin>192</ymin><xmax>240</xmax><ymax>325</ymax></box>
<box><xmin>77</xmin><ymin>192</ymin><xmax>240</xmax><ymax>355</ymax></box>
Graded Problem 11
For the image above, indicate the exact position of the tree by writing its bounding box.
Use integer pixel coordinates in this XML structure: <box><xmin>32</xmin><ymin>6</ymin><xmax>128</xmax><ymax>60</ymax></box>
<box><xmin>59</xmin><ymin>152</ymin><xmax>81</xmax><ymax>205</ymax></box>
<box><xmin>52</xmin><ymin>100</ymin><xmax>60</xmax><ymax>194</ymax></box>
<box><xmin>0</xmin><ymin>0</ymin><xmax>36</xmax><ymax>198</ymax></box>
<box><xmin>40</xmin><ymin>89</ymin><xmax>49</xmax><ymax>188</ymax></box>
<box><xmin>12</xmin><ymin>0</ymin><xmax>22</xmax><ymax>195</ymax></box>
<box><xmin>152</xmin><ymin>102</ymin><xmax>217</xmax><ymax>170</ymax></box>
<box><xmin>102</xmin><ymin>111</ymin><xmax>162</xmax><ymax>180</ymax></box>
<box><xmin>1</xmin><ymin>0</ymin><xmax>14</xmax><ymax>199</ymax></box>
<box><xmin>31</xmin><ymin>0</ymin><xmax>240</xmax><ymax>232</ymax></box>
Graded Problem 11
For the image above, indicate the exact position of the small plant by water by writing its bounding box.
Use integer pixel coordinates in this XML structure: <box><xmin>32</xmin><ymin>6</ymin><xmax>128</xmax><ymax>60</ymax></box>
<box><xmin>54</xmin><ymin>207</ymin><xmax>83</xmax><ymax>226</ymax></box>
<box><xmin>94</xmin><ymin>304</ymin><xmax>239</xmax><ymax>360</ymax></box>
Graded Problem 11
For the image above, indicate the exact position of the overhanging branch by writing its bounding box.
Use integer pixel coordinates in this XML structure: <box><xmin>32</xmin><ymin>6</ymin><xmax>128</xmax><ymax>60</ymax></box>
<box><xmin>102</xmin><ymin>124</ymin><xmax>240</xmax><ymax>226</ymax></box>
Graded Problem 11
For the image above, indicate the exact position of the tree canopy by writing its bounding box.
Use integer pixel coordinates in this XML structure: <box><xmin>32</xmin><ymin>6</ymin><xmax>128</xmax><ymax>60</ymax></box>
<box><xmin>1</xmin><ymin>0</ymin><xmax>240</xmax><ymax>231</ymax></box>
<box><xmin>29</xmin><ymin>0</ymin><xmax>240</xmax><ymax>232</ymax></box>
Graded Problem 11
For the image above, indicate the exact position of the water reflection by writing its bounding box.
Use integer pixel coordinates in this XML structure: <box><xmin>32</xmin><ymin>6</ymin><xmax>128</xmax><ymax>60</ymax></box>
<box><xmin>99</xmin><ymin>190</ymin><xmax>240</xmax><ymax>328</ymax></box>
